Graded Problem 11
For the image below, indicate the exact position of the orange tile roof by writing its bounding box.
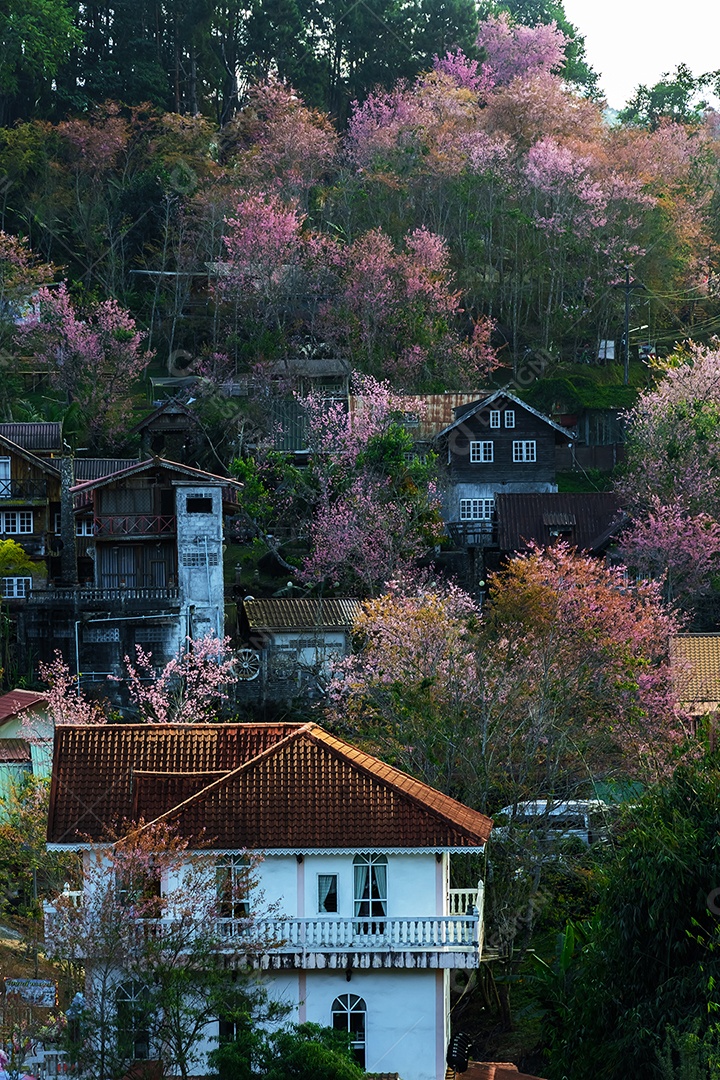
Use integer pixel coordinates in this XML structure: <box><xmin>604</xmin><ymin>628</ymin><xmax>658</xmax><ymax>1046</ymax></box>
<box><xmin>48</xmin><ymin>723</ymin><xmax>492</xmax><ymax>849</ymax></box>
<box><xmin>670</xmin><ymin>634</ymin><xmax>720</xmax><ymax>712</ymax></box>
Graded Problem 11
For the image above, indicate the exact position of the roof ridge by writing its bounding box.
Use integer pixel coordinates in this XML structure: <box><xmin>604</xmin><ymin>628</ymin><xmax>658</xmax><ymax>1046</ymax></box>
<box><xmin>297</xmin><ymin>726</ymin><xmax>492</xmax><ymax>843</ymax></box>
<box><xmin>137</xmin><ymin>723</ymin><xmax>317</xmax><ymax>832</ymax></box>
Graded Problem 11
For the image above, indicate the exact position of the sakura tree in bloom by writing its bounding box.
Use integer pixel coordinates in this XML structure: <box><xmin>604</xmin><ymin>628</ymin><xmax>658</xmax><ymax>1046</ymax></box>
<box><xmin>475</xmin><ymin>13</ymin><xmax>567</xmax><ymax>88</ymax></box>
<box><xmin>224</xmin><ymin>80</ymin><xmax>339</xmax><ymax>204</ymax></box>
<box><xmin>432</xmin><ymin>49</ymin><xmax>494</xmax><ymax>96</ymax></box>
<box><xmin>617</xmin><ymin>497</ymin><xmax>720</xmax><ymax>616</ymax></box>
<box><xmin>35</xmin><ymin>651</ymin><xmax>108</xmax><ymax>728</ymax></box>
<box><xmin>619</xmin><ymin>341</ymin><xmax>720</xmax><ymax>517</ymax></box>
<box><xmin>322</xmin><ymin>225</ymin><xmax>498</xmax><ymax>387</ymax></box>
<box><xmin>20</xmin><ymin>282</ymin><xmax>152</xmax><ymax>449</ymax></box>
<box><xmin>483</xmin><ymin>543</ymin><xmax>690</xmax><ymax>785</ymax></box>
<box><xmin>327</xmin><ymin>579</ymin><xmax>481</xmax><ymax>795</ymax></box>
<box><xmin>295</xmin><ymin>374</ymin><xmax>443</xmax><ymax>593</ymax></box>
<box><xmin>123</xmin><ymin>634</ymin><xmax>238</xmax><ymax>723</ymax></box>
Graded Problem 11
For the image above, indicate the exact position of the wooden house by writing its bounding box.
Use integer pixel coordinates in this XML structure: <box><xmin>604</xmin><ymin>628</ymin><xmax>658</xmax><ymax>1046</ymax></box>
<box><xmin>435</xmin><ymin>391</ymin><xmax>574</xmax><ymax>547</ymax></box>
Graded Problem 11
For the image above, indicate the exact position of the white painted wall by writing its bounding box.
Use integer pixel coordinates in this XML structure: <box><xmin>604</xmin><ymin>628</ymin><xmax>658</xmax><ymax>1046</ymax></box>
<box><xmin>261</xmin><ymin>968</ymin><xmax>446</xmax><ymax>1080</ymax></box>
<box><xmin>255</xmin><ymin>852</ymin><xmax>440</xmax><ymax>920</ymax></box>
<box><xmin>174</xmin><ymin>481</ymin><xmax>225</xmax><ymax>640</ymax></box>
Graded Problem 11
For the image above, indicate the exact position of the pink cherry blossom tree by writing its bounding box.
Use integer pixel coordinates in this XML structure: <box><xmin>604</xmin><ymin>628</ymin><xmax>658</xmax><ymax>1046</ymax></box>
<box><xmin>619</xmin><ymin>341</ymin><xmax>720</xmax><ymax>518</ymax></box>
<box><xmin>19</xmin><ymin>282</ymin><xmax>152</xmax><ymax>449</ymax></box>
<box><xmin>327</xmin><ymin>578</ymin><xmax>480</xmax><ymax>794</ymax></box>
<box><xmin>122</xmin><ymin>634</ymin><xmax>239</xmax><ymax>724</ymax></box>
<box><xmin>475</xmin><ymin>12</ymin><xmax>567</xmax><ymax>88</ymax></box>
<box><xmin>35</xmin><ymin>651</ymin><xmax>108</xmax><ymax>728</ymax></box>
<box><xmin>617</xmin><ymin>498</ymin><xmax>720</xmax><ymax>617</ymax></box>
<box><xmin>296</xmin><ymin>374</ymin><xmax>444</xmax><ymax>593</ymax></box>
<box><xmin>322</xmin><ymin>226</ymin><xmax>498</xmax><ymax>388</ymax></box>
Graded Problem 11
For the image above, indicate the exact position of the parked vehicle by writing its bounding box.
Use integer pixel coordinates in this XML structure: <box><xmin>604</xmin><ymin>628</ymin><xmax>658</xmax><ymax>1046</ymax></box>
<box><xmin>492</xmin><ymin>799</ymin><xmax>615</xmax><ymax>845</ymax></box>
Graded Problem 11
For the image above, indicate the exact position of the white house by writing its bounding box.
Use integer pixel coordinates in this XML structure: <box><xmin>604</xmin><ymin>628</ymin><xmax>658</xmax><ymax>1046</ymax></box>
<box><xmin>45</xmin><ymin>722</ymin><xmax>492</xmax><ymax>1080</ymax></box>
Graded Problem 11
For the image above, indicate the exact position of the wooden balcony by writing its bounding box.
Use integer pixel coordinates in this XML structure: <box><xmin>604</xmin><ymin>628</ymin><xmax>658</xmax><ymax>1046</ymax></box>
<box><xmin>446</xmin><ymin>521</ymin><xmax>495</xmax><ymax>548</ymax></box>
<box><xmin>93</xmin><ymin>515</ymin><xmax>176</xmax><ymax>538</ymax></box>
<box><xmin>0</xmin><ymin>480</ymin><xmax>48</xmax><ymax>502</ymax></box>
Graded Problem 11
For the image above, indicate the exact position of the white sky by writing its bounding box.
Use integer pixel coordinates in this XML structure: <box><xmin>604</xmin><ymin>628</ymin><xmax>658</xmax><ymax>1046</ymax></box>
<box><xmin>562</xmin><ymin>0</ymin><xmax>720</xmax><ymax>110</ymax></box>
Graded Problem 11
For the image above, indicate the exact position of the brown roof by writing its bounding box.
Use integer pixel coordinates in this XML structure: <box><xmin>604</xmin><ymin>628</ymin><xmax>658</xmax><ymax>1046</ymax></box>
<box><xmin>350</xmin><ymin>393</ymin><xmax>488</xmax><ymax>441</ymax></box>
<box><xmin>47</xmin><ymin>723</ymin><xmax>492</xmax><ymax>850</ymax></box>
<box><xmin>70</xmin><ymin>457</ymin><xmax>241</xmax><ymax>494</ymax></box>
<box><xmin>670</xmin><ymin>634</ymin><xmax>720</xmax><ymax>713</ymax></box>
<box><xmin>464</xmin><ymin>1065</ymin><xmax>546</xmax><ymax>1080</ymax></box>
<box><xmin>0</xmin><ymin>739</ymin><xmax>30</xmax><ymax>763</ymax></box>
<box><xmin>243</xmin><ymin>598</ymin><xmax>361</xmax><ymax>632</ymax></box>
<box><xmin>0</xmin><ymin>690</ymin><xmax>48</xmax><ymax>723</ymax></box>
<box><xmin>74</xmin><ymin>459</ymin><xmax>139</xmax><ymax>481</ymax></box>
<box><xmin>495</xmin><ymin>492</ymin><xmax>623</xmax><ymax>554</ymax></box>
<box><xmin>0</xmin><ymin>422</ymin><xmax>62</xmax><ymax>453</ymax></box>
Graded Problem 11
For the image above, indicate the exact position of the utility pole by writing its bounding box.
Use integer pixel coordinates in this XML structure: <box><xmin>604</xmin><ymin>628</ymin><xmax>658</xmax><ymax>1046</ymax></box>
<box><xmin>614</xmin><ymin>267</ymin><xmax>647</xmax><ymax>385</ymax></box>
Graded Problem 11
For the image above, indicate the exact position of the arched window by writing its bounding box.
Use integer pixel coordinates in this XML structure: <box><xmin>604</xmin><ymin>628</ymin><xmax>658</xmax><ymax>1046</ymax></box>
<box><xmin>116</xmin><ymin>981</ymin><xmax>151</xmax><ymax>1062</ymax></box>
<box><xmin>353</xmin><ymin>853</ymin><xmax>387</xmax><ymax>933</ymax></box>
<box><xmin>332</xmin><ymin>994</ymin><xmax>367</xmax><ymax>1067</ymax></box>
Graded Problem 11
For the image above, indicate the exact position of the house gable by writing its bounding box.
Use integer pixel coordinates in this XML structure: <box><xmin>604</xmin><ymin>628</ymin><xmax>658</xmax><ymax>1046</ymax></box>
<box><xmin>48</xmin><ymin>723</ymin><xmax>492</xmax><ymax>850</ymax></box>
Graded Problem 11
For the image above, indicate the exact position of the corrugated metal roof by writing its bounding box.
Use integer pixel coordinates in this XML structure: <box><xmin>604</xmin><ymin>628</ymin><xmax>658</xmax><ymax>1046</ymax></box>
<box><xmin>495</xmin><ymin>493</ymin><xmax>623</xmax><ymax>554</ymax></box>
<box><xmin>74</xmin><ymin>459</ymin><xmax>139</xmax><ymax>481</ymax></box>
<box><xmin>0</xmin><ymin>690</ymin><xmax>47</xmax><ymax>723</ymax></box>
<box><xmin>243</xmin><ymin>598</ymin><xmax>361</xmax><ymax>631</ymax></box>
<box><xmin>670</xmin><ymin>634</ymin><xmax>720</xmax><ymax>712</ymax></box>
<box><xmin>0</xmin><ymin>423</ymin><xmax>62</xmax><ymax>453</ymax></box>
<box><xmin>0</xmin><ymin>739</ymin><xmax>30</xmax><ymax>762</ymax></box>
<box><xmin>48</xmin><ymin>723</ymin><xmax>493</xmax><ymax>848</ymax></box>
<box><xmin>348</xmin><ymin>393</ymin><xmax>488</xmax><ymax>441</ymax></box>
<box><xmin>71</xmin><ymin>457</ymin><xmax>241</xmax><ymax>493</ymax></box>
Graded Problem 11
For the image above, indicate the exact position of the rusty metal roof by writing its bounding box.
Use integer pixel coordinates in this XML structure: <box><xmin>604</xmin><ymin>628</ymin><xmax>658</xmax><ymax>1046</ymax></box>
<box><xmin>0</xmin><ymin>423</ymin><xmax>62</xmax><ymax>453</ymax></box>
<box><xmin>495</xmin><ymin>493</ymin><xmax>623</xmax><ymax>554</ymax></box>
<box><xmin>243</xmin><ymin>598</ymin><xmax>361</xmax><ymax>632</ymax></box>
<box><xmin>48</xmin><ymin>723</ymin><xmax>492</xmax><ymax>849</ymax></box>
<box><xmin>0</xmin><ymin>739</ymin><xmax>30</xmax><ymax>762</ymax></box>
<box><xmin>0</xmin><ymin>690</ymin><xmax>47</xmax><ymax>723</ymax></box>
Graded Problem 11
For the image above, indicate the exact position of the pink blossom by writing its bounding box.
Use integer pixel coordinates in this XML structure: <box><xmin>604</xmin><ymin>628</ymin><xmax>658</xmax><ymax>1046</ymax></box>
<box><xmin>476</xmin><ymin>13</ymin><xmax>567</xmax><ymax>87</ymax></box>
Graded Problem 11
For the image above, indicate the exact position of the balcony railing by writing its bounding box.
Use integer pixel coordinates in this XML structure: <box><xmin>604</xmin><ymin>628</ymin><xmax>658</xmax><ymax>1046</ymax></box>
<box><xmin>28</xmin><ymin>586</ymin><xmax>180</xmax><ymax>604</ymax></box>
<box><xmin>45</xmin><ymin>894</ymin><xmax>482</xmax><ymax>961</ymax></box>
<box><xmin>446</xmin><ymin>521</ymin><xmax>495</xmax><ymax>548</ymax></box>
<box><xmin>93</xmin><ymin>515</ymin><xmax>176</xmax><ymax>537</ymax></box>
<box><xmin>0</xmin><ymin>480</ymin><xmax>47</xmax><ymax>501</ymax></box>
<box><xmin>217</xmin><ymin>915</ymin><xmax>479</xmax><ymax>951</ymax></box>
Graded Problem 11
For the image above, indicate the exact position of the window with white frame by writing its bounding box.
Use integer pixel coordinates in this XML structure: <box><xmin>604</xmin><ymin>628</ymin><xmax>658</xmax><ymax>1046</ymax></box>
<box><xmin>504</xmin><ymin>410</ymin><xmax>516</xmax><ymax>428</ymax></box>
<box><xmin>76</xmin><ymin>519</ymin><xmax>95</xmax><ymax>536</ymax></box>
<box><xmin>0</xmin><ymin>577</ymin><xmax>32</xmax><ymax>598</ymax></box>
<box><xmin>470</xmin><ymin>441</ymin><xmax>493</xmax><ymax>463</ymax></box>
<box><xmin>216</xmin><ymin>854</ymin><xmax>250</xmax><ymax>924</ymax></box>
<box><xmin>332</xmin><ymin>995</ymin><xmax>366</xmax><ymax>1067</ymax></box>
<box><xmin>489</xmin><ymin>410</ymin><xmax>500</xmax><ymax>429</ymax></box>
<box><xmin>353</xmin><ymin>853</ymin><xmax>387</xmax><ymax>934</ymax></box>
<box><xmin>459</xmin><ymin>499</ymin><xmax>494</xmax><ymax>521</ymax></box>
<box><xmin>0</xmin><ymin>510</ymin><xmax>32</xmax><ymax>533</ymax></box>
<box><xmin>513</xmin><ymin>440</ymin><xmax>536</xmax><ymax>462</ymax></box>
<box><xmin>0</xmin><ymin>458</ymin><xmax>10</xmax><ymax>497</ymax></box>
<box><xmin>318</xmin><ymin>873</ymin><xmax>338</xmax><ymax>913</ymax></box>
<box><xmin>116</xmin><ymin>981</ymin><xmax>151</xmax><ymax>1062</ymax></box>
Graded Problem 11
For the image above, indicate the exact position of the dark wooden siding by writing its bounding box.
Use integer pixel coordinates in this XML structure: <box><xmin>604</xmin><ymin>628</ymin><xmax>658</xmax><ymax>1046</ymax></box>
<box><xmin>444</xmin><ymin>406</ymin><xmax>558</xmax><ymax>486</ymax></box>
